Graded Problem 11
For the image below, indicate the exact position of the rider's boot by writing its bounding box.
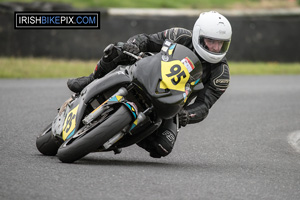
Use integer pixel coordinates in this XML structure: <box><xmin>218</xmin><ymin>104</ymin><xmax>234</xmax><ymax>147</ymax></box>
<box><xmin>67</xmin><ymin>44</ymin><xmax>121</xmax><ymax>93</ymax></box>
<box><xmin>67</xmin><ymin>73</ymin><xmax>95</xmax><ymax>93</ymax></box>
<box><xmin>137</xmin><ymin>119</ymin><xmax>178</xmax><ymax>158</ymax></box>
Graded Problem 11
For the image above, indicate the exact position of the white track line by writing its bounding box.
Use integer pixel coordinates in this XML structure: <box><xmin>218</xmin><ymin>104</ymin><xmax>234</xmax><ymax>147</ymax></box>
<box><xmin>288</xmin><ymin>131</ymin><xmax>300</xmax><ymax>153</ymax></box>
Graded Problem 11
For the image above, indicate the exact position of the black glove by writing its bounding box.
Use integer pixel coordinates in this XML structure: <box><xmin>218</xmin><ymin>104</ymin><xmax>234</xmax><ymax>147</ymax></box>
<box><xmin>178</xmin><ymin>109</ymin><xmax>190</xmax><ymax>127</ymax></box>
<box><xmin>122</xmin><ymin>42</ymin><xmax>140</xmax><ymax>55</ymax></box>
<box><xmin>114</xmin><ymin>42</ymin><xmax>140</xmax><ymax>63</ymax></box>
<box><xmin>102</xmin><ymin>42</ymin><xmax>140</xmax><ymax>64</ymax></box>
<box><xmin>102</xmin><ymin>43</ymin><xmax>122</xmax><ymax>63</ymax></box>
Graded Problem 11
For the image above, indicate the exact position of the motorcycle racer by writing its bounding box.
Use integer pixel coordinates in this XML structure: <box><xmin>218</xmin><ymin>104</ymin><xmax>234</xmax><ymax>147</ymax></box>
<box><xmin>67</xmin><ymin>11</ymin><xmax>232</xmax><ymax>158</ymax></box>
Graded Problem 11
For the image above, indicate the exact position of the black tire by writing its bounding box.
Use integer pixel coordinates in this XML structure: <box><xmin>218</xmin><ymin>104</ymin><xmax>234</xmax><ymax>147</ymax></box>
<box><xmin>36</xmin><ymin>124</ymin><xmax>63</xmax><ymax>156</ymax></box>
<box><xmin>57</xmin><ymin>105</ymin><xmax>132</xmax><ymax>163</ymax></box>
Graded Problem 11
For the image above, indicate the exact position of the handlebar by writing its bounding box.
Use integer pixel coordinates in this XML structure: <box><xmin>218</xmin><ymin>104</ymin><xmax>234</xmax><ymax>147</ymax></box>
<box><xmin>113</xmin><ymin>45</ymin><xmax>153</xmax><ymax>61</ymax></box>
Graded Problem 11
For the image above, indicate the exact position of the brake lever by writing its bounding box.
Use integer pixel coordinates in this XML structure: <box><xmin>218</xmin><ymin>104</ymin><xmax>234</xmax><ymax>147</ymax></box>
<box><xmin>113</xmin><ymin>46</ymin><xmax>142</xmax><ymax>61</ymax></box>
<box><xmin>122</xmin><ymin>51</ymin><xmax>142</xmax><ymax>61</ymax></box>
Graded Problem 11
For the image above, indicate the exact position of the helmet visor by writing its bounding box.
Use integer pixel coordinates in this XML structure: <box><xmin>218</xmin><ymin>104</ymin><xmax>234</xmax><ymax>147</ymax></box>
<box><xmin>199</xmin><ymin>36</ymin><xmax>231</xmax><ymax>55</ymax></box>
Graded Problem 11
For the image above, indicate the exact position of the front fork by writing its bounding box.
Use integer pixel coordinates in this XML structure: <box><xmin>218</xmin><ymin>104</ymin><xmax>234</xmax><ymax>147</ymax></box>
<box><xmin>82</xmin><ymin>86</ymin><xmax>153</xmax><ymax>150</ymax></box>
<box><xmin>82</xmin><ymin>87</ymin><xmax>129</xmax><ymax>125</ymax></box>
<box><xmin>175</xmin><ymin>114</ymin><xmax>180</xmax><ymax>133</ymax></box>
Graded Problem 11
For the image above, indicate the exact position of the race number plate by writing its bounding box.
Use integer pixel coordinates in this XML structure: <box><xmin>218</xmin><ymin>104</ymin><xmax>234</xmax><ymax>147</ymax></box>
<box><xmin>62</xmin><ymin>105</ymin><xmax>79</xmax><ymax>140</ymax></box>
<box><xmin>160</xmin><ymin>60</ymin><xmax>190</xmax><ymax>92</ymax></box>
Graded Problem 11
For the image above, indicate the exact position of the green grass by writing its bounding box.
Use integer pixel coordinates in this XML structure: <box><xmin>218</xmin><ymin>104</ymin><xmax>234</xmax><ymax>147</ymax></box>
<box><xmin>0</xmin><ymin>0</ymin><xmax>263</xmax><ymax>9</ymax></box>
<box><xmin>1</xmin><ymin>57</ymin><xmax>299</xmax><ymax>79</ymax></box>
<box><xmin>0</xmin><ymin>57</ymin><xmax>95</xmax><ymax>78</ymax></box>
<box><xmin>229</xmin><ymin>62</ymin><xmax>300</xmax><ymax>75</ymax></box>
<box><xmin>2</xmin><ymin>0</ymin><xmax>297</xmax><ymax>9</ymax></box>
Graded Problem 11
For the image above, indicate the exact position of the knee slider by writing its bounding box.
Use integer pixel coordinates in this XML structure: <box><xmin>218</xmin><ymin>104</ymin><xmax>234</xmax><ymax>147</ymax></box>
<box><xmin>153</xmin><ymin>129</ymin><xmax>177</xmax><ymax>157</ymax></box>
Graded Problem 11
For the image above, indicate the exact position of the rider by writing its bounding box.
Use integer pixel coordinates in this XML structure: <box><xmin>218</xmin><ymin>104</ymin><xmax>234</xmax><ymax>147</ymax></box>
<box><xmin>67</xmin><ymin>11</ymin><xmax>232</xmax><ymax>158</ymax></box>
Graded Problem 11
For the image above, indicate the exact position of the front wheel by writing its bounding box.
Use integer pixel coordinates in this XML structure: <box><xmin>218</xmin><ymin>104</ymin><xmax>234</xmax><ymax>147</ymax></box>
<box><xmin>57</xmin><ymin>105</ymin><xmax>133</xmax><ymax>163</ymax></box>
<box><xmin>36</xmin><ymin>124</ymin><xmax>63</xmax><ymax>156</ymax></box>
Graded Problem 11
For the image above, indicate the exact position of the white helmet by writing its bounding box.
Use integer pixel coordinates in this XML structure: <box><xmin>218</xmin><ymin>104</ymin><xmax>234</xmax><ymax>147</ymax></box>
<box><xmin>192</xmin><ymin>11</ymin><xmax>232</xmax><ymax>63</ymax></box>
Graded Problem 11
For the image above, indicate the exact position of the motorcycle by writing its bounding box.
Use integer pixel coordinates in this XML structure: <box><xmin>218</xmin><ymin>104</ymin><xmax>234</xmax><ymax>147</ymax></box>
<box><xmin>36</xmin><ymin>40</ymin><xmax>204</xmax><ymax>163</ymax></box>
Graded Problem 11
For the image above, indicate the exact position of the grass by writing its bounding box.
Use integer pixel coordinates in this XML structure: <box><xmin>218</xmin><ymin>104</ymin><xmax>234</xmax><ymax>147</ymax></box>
<box><xmin>2</xmin><ymin>0</ymin><xmax>296</xmax><ymax>9</ymax></box>
<box><xmin>229</xmin><ymin>62</ymin><xmax>300</xmax><ymax>75</ymax></box>
<box><xmin>0</xmin><ymin>57</ymin><xmax>299</xmax><ymax>79</ymax></box>
<box><xmin>0</xmin><ymin>0</ymin><xmax>246</xmax><ymax>9</ymax></box>
<box><xmin>0</xmin><ymin>57</ymin><xmax>95</xmax><ymax>78</ymax></box>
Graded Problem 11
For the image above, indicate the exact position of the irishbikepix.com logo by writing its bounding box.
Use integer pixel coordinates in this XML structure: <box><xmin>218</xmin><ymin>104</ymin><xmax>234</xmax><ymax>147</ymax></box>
<box><xmin>15</xmin><ymin>12</ymin><xmax>100</xmax><ymax>29</ymax></box>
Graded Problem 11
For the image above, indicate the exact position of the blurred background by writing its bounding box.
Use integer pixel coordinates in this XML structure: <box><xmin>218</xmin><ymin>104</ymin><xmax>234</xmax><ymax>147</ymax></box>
<box><xmin>0</xmin><ymin>0</ymin><xmax>300</xmax><ymax>77</ymax></box>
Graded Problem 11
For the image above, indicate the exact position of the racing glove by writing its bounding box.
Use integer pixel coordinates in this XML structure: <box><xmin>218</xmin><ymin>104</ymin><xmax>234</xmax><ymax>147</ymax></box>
<box><xmin>115</xmin><ymin>42</ymin><xmax>140</xmax><ymax>63</ymax></box>
<box><xmin>114</xmin><ymin>42</ymin><xmax>140</xmax><ymax>55</ymax></box>
<box><xmin>178</xmin><ymin>109</ymin><xmax>190</xmax><ymax>127</ymax></box>
<box><xmin>102</xmin><ymin>42</ymin><xmax>140</xmax><ymax>62</ymax></box>
<box><xmin>102</xmin><ymin>43</ymin><xmax>122</xmax><ymax>63</ymax></box>
<box><xmin>122</xmin><ymin>42</ymin><xmax>140</xmax><ymax>55</ymax></box>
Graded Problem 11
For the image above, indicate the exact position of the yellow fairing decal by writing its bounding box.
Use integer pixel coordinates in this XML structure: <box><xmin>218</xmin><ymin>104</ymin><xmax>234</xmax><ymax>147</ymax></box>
<box><xmin>160</xmin><ymin>60</ymin><xmax>190</xmax><ymax>92</ymax></box>
<box><xmin>62</xmin><ymin>105</ymin><xmax>79</xmax><ymax>140</ymax></box>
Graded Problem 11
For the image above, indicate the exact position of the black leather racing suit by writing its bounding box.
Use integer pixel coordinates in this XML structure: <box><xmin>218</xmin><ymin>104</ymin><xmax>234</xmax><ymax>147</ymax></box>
<box><xmin>127</xmin><ymin>27</ymin><xmax>230</xmax><ymax>124</ymax></box>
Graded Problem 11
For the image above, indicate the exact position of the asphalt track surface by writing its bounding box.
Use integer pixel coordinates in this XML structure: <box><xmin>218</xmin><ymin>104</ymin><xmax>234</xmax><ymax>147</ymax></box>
<box><xmin>1</xmin><ymin>76</ymin><xmax>300</xmax><ymax>200</ymax></box>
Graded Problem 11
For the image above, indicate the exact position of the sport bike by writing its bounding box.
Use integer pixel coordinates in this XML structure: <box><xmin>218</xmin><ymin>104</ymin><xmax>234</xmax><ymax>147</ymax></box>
<box><xmin>36</xmin><ymin>40</ymin><xmax>203</xmax><ymax>163</ymax></box>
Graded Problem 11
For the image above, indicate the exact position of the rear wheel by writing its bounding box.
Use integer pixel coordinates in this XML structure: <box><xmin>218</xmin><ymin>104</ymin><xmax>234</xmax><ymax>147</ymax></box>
<box><xmin>57</xmin><ymin>105</ymin><xmax>132</xmax><ymax>163</ymax></box>
<box><xmin>36</xmin><ymin>124</ymin><xmax>63</xmax><ymax>156</ymax></box>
